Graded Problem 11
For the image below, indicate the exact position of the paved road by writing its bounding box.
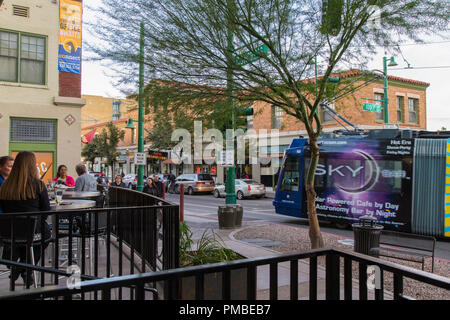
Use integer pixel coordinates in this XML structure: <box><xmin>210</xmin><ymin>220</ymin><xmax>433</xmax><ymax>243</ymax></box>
<box><xmin>164</xmin><ymin>192</ymin><xmax>450</xmax><ymax>260</ymax></box>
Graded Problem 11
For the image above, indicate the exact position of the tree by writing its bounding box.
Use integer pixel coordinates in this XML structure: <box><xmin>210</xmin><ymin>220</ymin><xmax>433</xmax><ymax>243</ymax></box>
<box><xmin>81</xmin><ymin>134</ymin><xmax>102</xmax><ymax>169</ymax></box>
<box><xmin>88</xmin><ymin>0</ymin><xmax>449</xmax><ymax>248</ymax></box>
<box><xmin>82</xmin><ymin>122</ymin><xmax>125</xmax><ymax>173</ymax></box>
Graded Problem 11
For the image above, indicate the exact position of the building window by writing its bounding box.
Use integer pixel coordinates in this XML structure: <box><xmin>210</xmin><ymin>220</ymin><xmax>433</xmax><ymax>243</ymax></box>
<box><xmin>0</xmin><ymin>30</ymin><xmax>46</xmax><ymax>84</ymax></box>
<box><xmin>272</xmin><ymin>105</ymin><xmax>283</xmax><ymax>129</ymax></box>
<box><xmin>396</xmin><ymin>96</ymin><xmax>404</xmax><ymax>123</ymax></box>
<box><xmin>408</xmin><ymin>98</ymin><xmax>418</xmax><ymax>124</ymax></box>
<box><xmin>321</xmin><ymin>103</ymin><xmax>335</xmax><ymax>123</ymax></box>
<box><xmin>10</xmin><ymin>118</ymin><xmax>56</xmax><ymax>143</ymax></box>
<box><xmin>374</xmin><ymin>93</ymin><xmax>384</xmax><ymax>122</ymax></box>
<box><xmin>112</xmin><ymin>101</ymin><xmax>122</xmax><ymax>120</ymax></box>
<box><xmin>247</xmin><ymin>114</ymin><xmax>254</xmax><ymax>130</ymax></box>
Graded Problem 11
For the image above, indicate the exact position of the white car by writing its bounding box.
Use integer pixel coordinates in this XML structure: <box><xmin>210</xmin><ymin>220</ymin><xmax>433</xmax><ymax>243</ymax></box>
<box><xmin>214</xmin><ymin>179</ymin><xmax>266</xmax><ymax>199</ymax></box>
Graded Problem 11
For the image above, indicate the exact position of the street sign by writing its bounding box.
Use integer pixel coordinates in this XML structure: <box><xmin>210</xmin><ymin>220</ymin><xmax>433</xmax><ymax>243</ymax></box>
<box><xmin>233</xmin><ymin>44</ymin><xmax>269</xmax><ymax>66</ymax></box>
<box><xmin>362</xmin><ymin>102</ymin><xmax>382</xmax><ymax>113</ymax></box>
<box><xmin>134</xmin><ymin>152</ymin><xmax>147</xmax><ymax>165</ymax></box>
<box><xmin>218</xmin><ymin>150</ymin><xmax>234</xmax><ymax>167</ymax></box>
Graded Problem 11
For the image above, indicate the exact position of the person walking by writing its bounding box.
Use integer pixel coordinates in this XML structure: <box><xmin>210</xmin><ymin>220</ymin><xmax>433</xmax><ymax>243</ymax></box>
<box><xmin>111</xmin><ymin>175</ymin><xmax>126</xmax><ymax>188</ymax></box>
<box><xmin>143</xmin><ymin>177</ymin><xmax>157</xmax><ymax>196</ymax></box>
<box><xmin>0</xmin><ymin>151</ymin><xmax>51</xmax><ymax>287</ymax></box>
<box><xmin>0</xmin><ymin>156</ymin><xmax>14</xmax><ymax>187</ymax></box>
<box><xmin>52</xmin><ymin>164</ymin><xmax>75</xmax><ymax>187</ymax></box>
<box><xmin>168</xmin><ymin>173</ymin><xmax>176</xmax><ymax>193</ymax></box>
<box><xmin>74</xmin><ymin>163</ymin><xmax>98</xmax><ymax>192</ymax></box>
<box><xmin>152</xmin><ymin>174</ymin><xmax>164</xmax><ymax>198</ymax></box>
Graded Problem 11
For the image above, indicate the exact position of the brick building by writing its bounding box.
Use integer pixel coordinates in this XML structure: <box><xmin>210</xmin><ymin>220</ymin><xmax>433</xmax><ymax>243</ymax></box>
<box><xmin>80</xmin><ymin>71</ymin><xmax>429</xmax><ymax>185</ymax></box>
<box><xmin>243</xmin><ymin>70</ymin><xmax>429</xmax><ymax>186</ymax></box>
<box><xmin>0</xmin><ymin>0</ymin><xmax>85</xmax><ymax>182</ymax></box>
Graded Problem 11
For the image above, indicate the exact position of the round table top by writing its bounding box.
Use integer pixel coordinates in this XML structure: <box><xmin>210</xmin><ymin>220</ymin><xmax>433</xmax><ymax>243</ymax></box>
<box><xmin>50</xmin><ymin>199</ymin><xmax>96</xmax><ymax>210</ymax></box>
<box><xmin>62</xmin><ymin>190</ymin><xmax>100</xmax><ymax>199</ymax></box>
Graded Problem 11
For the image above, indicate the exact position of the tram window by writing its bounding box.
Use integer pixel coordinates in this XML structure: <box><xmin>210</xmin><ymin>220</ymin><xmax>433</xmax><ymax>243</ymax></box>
<box><xmin>305</xmin><ymin>157</ymin><xmax>326</xmax><ymax>189</ymax></box>
<box><xmin>280</xmin><ymin>156</ymin><xmax>300</xmax><ymax>192</ymax></box>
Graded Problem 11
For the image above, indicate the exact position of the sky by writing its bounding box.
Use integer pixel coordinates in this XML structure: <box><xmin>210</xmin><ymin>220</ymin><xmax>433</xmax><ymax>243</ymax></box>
<box><xmin>81</xmin><ymin>2</ymin><xmax>450</xmax><ymax>131</ymax></box>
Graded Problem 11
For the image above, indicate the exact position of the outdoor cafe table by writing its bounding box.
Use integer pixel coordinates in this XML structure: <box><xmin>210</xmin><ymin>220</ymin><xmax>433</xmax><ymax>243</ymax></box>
<box><xmin>62</xmin><ymin>191</ymin><xmax>100</xmax><ymax>200</ymax></box>
<box><xmin>49</xmin><ymin>199</ymin><xmax>97</xmax><ymax>269</ymax></box>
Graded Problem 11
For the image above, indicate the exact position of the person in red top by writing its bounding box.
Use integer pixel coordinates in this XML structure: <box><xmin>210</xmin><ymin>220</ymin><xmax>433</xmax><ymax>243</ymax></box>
<box><xmin>52</xmin><ymin>165</ymin><xmax>75</xmax><ymax>187</ymax></box>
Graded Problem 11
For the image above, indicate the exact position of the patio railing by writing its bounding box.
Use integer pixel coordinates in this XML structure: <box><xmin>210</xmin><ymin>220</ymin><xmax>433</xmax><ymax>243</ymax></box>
<box><xmin>0</xmin><ymin>247</ymin><xmax>448</xmax><ymax>300</ymax></box>
<box><xmin>0</xmin><ymin>187</ymin><xmax>179</xmax><ymax>299</ymax></box>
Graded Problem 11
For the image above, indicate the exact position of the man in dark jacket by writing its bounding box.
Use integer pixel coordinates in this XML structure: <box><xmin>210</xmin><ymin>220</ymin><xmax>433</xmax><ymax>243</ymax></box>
<box><xmin>152</xmin><ymin>174</ymin><xmax>164</xmax><ymax>198</ymax></box>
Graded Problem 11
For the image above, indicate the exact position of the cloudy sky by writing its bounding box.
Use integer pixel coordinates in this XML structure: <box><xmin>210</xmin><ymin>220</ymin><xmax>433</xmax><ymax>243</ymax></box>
<box><xmin>81</xmin><ymin>3</ymin><xmax>450</xmax><ymax>131</ymax></box>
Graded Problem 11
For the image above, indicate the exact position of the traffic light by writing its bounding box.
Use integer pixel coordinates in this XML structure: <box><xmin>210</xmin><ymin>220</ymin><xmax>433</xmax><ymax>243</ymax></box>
<box><xmin>235</xmin><ymin>107</ymin><xmax>254</xmax><ymax>131</ymax></box>
<box><xmin>321</xmin><ymin>0</ymin><xmax>344</xmax><ymax>36</ymax></box>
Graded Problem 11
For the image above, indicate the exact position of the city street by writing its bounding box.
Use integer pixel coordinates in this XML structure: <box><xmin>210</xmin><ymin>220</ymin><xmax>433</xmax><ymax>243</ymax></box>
<box><xmin>165</xmin><ymin>192</ymin><xmax>450</xmax><ymax>261</ymax></box>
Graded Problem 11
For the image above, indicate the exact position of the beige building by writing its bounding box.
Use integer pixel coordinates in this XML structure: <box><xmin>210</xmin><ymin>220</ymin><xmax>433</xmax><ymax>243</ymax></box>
<box><xmin>0</xmin><ymin>0</ymin><xmax>85</xmax><ymax>182</ymax></box>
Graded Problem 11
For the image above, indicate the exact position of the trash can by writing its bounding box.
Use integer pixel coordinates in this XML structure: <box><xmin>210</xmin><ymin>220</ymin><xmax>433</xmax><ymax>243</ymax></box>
<box><xmin>352</xmin><ymin>215</ymin><xmax>384</xmax><ymax>256</ymax></box>
<box><xmin>218</xmin><ymin>206</ymin><xmax>236</xmax><ymax>229</ymax></box>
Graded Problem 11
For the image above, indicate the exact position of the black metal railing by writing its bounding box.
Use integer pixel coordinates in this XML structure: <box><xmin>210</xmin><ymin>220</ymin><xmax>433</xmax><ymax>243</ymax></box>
<box><xmin>1</xmin><ymin>248</ymin><xmax>448</xmax><ymax>300</ymax></box>
<box><xmin>0</xmin><ymin>187</ymin><xmax>179</xmax><ymax>299</ymax></box>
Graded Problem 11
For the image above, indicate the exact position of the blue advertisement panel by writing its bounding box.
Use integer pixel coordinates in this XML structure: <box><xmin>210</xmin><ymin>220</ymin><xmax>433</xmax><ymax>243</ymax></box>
<box><xmin>305</xmin><ymin>138</ymin><xmax>414</xmax><ymax>232</ymax></box>
<box><xmin>58</xmin><ymin>0</ymin><xmax>82</xmax><ymax>74</ymax></box>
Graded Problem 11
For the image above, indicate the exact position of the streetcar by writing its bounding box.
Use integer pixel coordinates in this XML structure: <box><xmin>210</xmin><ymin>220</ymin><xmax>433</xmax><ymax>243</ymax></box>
<box><xmin>273</xmin><ymin>129</ymin><xmax>450</xmax><ymax>238</ymax></box>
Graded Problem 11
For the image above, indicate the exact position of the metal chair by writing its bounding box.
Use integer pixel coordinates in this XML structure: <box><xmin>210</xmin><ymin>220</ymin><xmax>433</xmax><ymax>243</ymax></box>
<box><xmin>0</xmin><ymin>216</ymin><xmax>49</xmax><ymax>289</ymax></box>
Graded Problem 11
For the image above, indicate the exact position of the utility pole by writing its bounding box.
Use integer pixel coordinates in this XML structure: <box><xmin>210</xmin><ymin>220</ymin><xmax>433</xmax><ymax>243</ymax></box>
<box><xmin>137</xmin><ymin>22</ymin><xmax>145</xmax><ymax>192</ymax></box>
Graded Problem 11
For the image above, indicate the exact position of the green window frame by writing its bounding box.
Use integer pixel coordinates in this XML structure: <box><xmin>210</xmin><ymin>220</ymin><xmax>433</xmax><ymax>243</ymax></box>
<box><xmin>271</xmin><ymin>105</ymin><xmax>283</xmax><ymax>129</ymax></box>
<box><xmin>0</xmin><ymin>29</ymin><xmax>46</xmax><ymax>85</ymax></box>
<box><xmin>374</xmin><ymin>93</ymin><xmax>384</xmax><ymax>122</ymax></box>
<box><xmin>396</xmin><ymin>96</ymin><xmax>404</xmax><ymax>123</ymax></box>
<box><xmin>408</xmin><ymin>98</ymin><xmax>419</xmax><ymax>124</ymax></box>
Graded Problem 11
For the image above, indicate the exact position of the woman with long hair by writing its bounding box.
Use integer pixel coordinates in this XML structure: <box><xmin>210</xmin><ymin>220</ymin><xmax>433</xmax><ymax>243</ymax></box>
<box><xmin>0</xmin><ymin>151</ymin><xmax>51</xmax><ymax>286</ymax></box>
<box><xmin>143</xmin><ymin>177</ymin><xmax>157</xmax><ymax>196</ymax></box>
<box><xmin>52</xmin><ymin>164</ymin><xmax>75</xmax><ymax>187</ymax></box>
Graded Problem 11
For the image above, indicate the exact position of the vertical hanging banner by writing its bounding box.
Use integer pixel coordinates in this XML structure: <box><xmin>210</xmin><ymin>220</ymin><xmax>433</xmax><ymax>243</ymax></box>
<box><xmin>58</xmin><ymin>0</ymin><xmax>82</xmax><ymax>73</ymax></box>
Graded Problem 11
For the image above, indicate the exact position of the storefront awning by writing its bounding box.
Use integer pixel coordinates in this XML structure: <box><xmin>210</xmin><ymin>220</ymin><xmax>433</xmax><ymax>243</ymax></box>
<box><xmin>162</xmin><ymin>158</ymin><xmax>183</xmax><ymax>165</ymax></box>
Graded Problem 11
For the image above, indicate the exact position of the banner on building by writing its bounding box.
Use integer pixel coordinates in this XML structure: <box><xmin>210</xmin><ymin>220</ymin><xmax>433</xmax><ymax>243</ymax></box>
<box><xmin>58</xmin><ymin>0</ymin><xmax>82</xmax><ymax>73</ymax></box>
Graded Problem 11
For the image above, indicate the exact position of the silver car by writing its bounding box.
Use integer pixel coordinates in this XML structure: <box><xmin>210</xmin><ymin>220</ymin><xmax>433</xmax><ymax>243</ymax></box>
<box><xmin>214</xmin><ymin>179</ymin><xmax>266</xmax><ymax>199</ymax></box>
<box><xmin>174</xmin><ymin>173</ymin><xmax>215</xmax><ymax>195</ymax></box>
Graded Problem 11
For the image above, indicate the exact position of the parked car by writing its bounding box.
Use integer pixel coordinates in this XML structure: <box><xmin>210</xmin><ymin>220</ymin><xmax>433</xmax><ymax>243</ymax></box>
<box><xmin>122</xmin><ymin>173</ymin><xmax>148</xmax><ymax>190</ymax></box>
<box><xmin>174</xmin><ymin>173</ymin><xmax>215</xmax><ymax>195</ymax></box>
<box><xmin>214</xmin><ymin>179</ymin><xmax>266</xmax><ymax>199</ymax></box>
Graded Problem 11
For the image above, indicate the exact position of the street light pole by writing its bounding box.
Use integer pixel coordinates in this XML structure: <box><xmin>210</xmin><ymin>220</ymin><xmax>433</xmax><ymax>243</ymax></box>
<box><xmin>225</xmin><ymin>0</ymin><xmax>236</xmax><ymax>205</ymax></box>
<box><xmin>382</xmin><ymin>56</ymin><xmax>398</xmax><ymax>124</ymax></box>
<box><xmin>383</xmin><ymin>56</ymin><xmax>389</xmax><ymax>124</ymax></box>
<box><xmin>137</xmin><ymin>22</ymin><xmax>145</xmax><ymax>192</ymax></box>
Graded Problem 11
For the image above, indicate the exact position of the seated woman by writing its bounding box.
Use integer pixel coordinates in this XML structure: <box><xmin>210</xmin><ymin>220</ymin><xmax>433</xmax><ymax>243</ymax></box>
<box><xmin>52</xmin><ymin>164</ymin><xmax>75</xmax><ymax>187</ymax></box>
<box><xmin>111</xmin><ymin>174</ymin><xmax>126</xmax><ymax>188</ymax></box>
<box><xmin>0</xmin><ymin>151</ymin><xmax>51</xmax><ymax>287</ymax></box>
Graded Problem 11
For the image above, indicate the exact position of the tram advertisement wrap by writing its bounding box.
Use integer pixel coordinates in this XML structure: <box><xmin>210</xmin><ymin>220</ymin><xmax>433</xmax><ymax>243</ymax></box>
<box><xmin>311</xmin><ymin>139</ymin><xmax>414</xmax><ymax>232</ymax></box>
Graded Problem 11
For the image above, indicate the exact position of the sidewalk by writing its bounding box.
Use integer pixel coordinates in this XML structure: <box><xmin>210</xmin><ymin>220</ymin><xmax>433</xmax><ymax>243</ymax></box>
<box><xmin>189</xmin><ymin>222</ymin><xmax>392</xmax><ymax>300</ymax></box>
